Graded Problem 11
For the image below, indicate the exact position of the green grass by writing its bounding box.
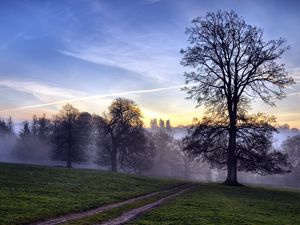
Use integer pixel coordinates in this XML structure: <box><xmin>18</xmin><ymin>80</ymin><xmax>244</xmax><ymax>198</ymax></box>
<box><xmin>133</xmin><ymin>183</ymin><xmax>300</xmax><ymax>225</ymax></box>
<box><xmin>0</xmin><ymin>162</ymin><xmax>183</xmax><ymax>225</ymax></box>
<box><xmin>2</xmin><ymin>162</ymin><xmax>300</xmax><ymax>225</ymax></box>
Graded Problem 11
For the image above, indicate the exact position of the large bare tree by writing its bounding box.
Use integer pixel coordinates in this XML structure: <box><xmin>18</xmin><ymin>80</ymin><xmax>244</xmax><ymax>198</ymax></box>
<box><xmin>181</xmin><ymin>10</ymin><xmax>294</xmax><ymax>185</ymax></box>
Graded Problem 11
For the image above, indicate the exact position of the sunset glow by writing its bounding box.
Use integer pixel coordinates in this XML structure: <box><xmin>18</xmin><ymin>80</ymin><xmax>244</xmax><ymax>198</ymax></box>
<box><xmin>0</xmin><ymin>0</ymin><xmax>299</xmax><ymax>128</ymax></box>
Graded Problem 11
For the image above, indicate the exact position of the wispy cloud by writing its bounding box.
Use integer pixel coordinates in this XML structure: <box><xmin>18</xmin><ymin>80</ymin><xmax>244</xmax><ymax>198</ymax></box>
<box><xmin>0</xmin><ymin>84</ymin><xmax>186</xmax><ymax>113</ymax></box>
<box><xmin>58</xmin><ymin>7</ymin><xmax>184</xmax><ymax>85</ymax></box>
<box><xmin>0</xmin><ymin>79</ymin><xmax>87</xmax><ymax>102</ymax></box>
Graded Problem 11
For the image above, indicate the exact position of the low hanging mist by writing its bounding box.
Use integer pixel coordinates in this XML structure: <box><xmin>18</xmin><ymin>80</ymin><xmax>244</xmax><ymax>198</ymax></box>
<box><xmin>0</xmin><ymin>98</ymin><xmax>299</xmax><ymax>188</ymax></box>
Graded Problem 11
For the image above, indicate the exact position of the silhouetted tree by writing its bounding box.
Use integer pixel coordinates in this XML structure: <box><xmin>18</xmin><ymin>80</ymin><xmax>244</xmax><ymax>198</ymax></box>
<box><xmin>119</xmin><ymin>126</ymin><xmax>156</xmax><ymax>174</ymax></box>
<box><xmin>159</xmin><ymin>119</ymin><xmax>165</xmax><ymax>129</ymax></box>
<box><xmin>166</xmin><ymin>119</ymin><xmax>172</xmax><ymax>133</ymax></box>
<box><xmin>96</xmin><ymin>98</ymin><xmax>143</xmax><ymax>172</ymax></box>
<box><xmin>7</xmin><ymin>116</ymin><xmax>13</xmax><ymax>136</ymax></box>
<box><xmin>183</xmin><ymin>113</ymin><xmax>291</xmax><ymax>179</ymax></box>
<box><xmin>52</xmin><ymin>104</ymin><xmax>92</xmax><ymax>168</ymax></box>
<box><xmin>0</xmin><ymin>118</ymin><xmax>13</xmax><ymax>137</ymax></box>
<box><xmin>150</xmin><ymin>118</ymin><xmax>159</xmax><ymax>130</ymax></box>
<box><xmin>0</xmin><ymin>117</ymin><xmax>14</xmax><ymax>136</ymax></box>
<box><xmin>20</xmin><ymin>121</ymin><xmax>30</xmax><ymax>138</ymax></box>
<box><xmin>181</xmin><ymin>10</ymin><xmax>294</xmax><ymax>185</ymax></box>
<box><xmin>37</xmin><ymin>114</ymin><xmax>52</xmax><ymax>141</ymax></box>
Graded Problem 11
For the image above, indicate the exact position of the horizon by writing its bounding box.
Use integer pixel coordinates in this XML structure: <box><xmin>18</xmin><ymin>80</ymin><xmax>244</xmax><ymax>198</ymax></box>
<box><xmin>0</xmin><ymin>0</ymin><xmax>300</xmax><ymax>128</ymax></box>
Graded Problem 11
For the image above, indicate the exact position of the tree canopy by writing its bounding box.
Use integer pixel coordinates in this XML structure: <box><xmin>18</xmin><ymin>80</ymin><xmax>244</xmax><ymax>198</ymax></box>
<box><xmin>181</xmin><ymin>10</ymin><xmax>294</xmax><ymax>185</ymax></box>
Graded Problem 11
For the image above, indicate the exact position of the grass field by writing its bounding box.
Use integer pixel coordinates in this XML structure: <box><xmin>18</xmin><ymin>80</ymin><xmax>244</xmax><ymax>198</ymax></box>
<box><xmin>1</xmin><ymin>162</ymin><xmax>300</xmax><ymax>225</ymax></box>
<box><xmin>0</xmin><ymin>162</ymin><xmax>183</xmax><ymax>225</ymax></box>
<box><xmin>133</xmin><ymin>183</ymin><xmax>300</xmax><ymax>225</ymax></box>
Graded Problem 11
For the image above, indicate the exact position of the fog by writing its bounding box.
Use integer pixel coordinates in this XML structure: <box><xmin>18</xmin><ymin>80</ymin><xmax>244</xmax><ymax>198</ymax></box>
<box><xmin>0</xmin><ymin>120</ymin><xmax>299</xmax><ymax>188</ymax></box>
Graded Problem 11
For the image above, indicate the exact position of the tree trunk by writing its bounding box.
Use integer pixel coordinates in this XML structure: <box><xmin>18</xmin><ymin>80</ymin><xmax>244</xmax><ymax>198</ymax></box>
<box><xmin>66</xmin><ymin>145</ymin><xmax>72</xmax><ymax>168</ymax></box>
<box><xmin>111</xmin><ymin>146</ymin><xmax>117</xmax><ymax>172</ymax></box>
<box><xmin>66</xmin><ymin>120</ymin><xmax>73</xmax><ymax>168</ymax></box>
<box><xmin>66</xmin><ymin>158</ymin><xmax>72</xmax><ymax>168</ymax></box>
<box><xmin>224</xmin><ymin>115</ymin><xmax>239</xmax><ymax>185</ymax></box>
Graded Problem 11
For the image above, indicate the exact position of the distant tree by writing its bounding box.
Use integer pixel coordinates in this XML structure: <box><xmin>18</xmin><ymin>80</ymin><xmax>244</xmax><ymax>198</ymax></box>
<box><xmin>119</xmin><ymin>126</ymin><xmax>156</xmax><ymax>174</ymax></box>
<box><xmin>150</xmin><ymin>118</ymin><xmax>159</xmax><ymax>130</ymax></box>
<box><xmin>0</xmin><ymin>118</ymin><xmax>12</xmax><ymax>137</ymax></box>
<box><xmin>96</xmin><ymin>98</ymin><xmax>144</xmax><ymax>172</ymax></box>
<box><xmin>52</xmin><ymin>104</ymin><xmax>92</xmax><ymax>168</ymax></box>
<box><xmin>159</xmin><ymin>119</ymin><xmax>165</xmax><ymax>129</ymax></box>
<box><xmin>166</xmin><ymin>119</ymin><xmax>172</xmax><ymax>133</ymax></box>
<box><xmin>20</xmin><ymin>121</ymin><xmax>31</xmax><ymax>138</ymax></box>
<box><xmin>282</xmin><ymin>135</ymin><xmax>300</xmax><ymax>169</ymax></box>
<box><xmin>14</xmin><ymin>121</ymin><xmax>31</xmax><ymax>161</ymax></box>
<box><xmin>176</xmin><ymin>139</ymin><xmax>194</xmax><ymax>180</ymax></box>
<box><xmin>149</xmin><ymin>129</ymin><xmax>181</xmax><ymax>177</ymax></box>
<box><xmin>31</xmin><ymin>115</ymin><xmax>38</xmax><ymax>136</ymax></box>
<box><xmin>181</xmin><ymin>10</ymin><xmax>294</xmax><ymax>185</ymax></box>
<box><xmin>37</xmin><ymin>114</ymin><xmax>52</xmax><ymax>141</ymax></box>
<box><xmin>291</xmin><ymin>128</ymin><xmax>300</xmax><ymax>133</ymax></box>
<box><xmin>183</xmin><ymin>114</ymin><xmax>291</xmax><ymax>178</ymax></box>
<box><xmin>7</xmin><ymin>116</ymin><xmax>14</xmax><ymax>135</ymax></box>
<box><xmin>281</xmin><ymin>135</ymin><xmax>300</xmax><ymax>185</ymax></box>
<box><xmin>14</xmin><ymin>115</ymin><xmax>52</xmax><ymax>163</ymax></box>
<box><xmin>75</xmin><ymin>112</ymin><xmax>93</xmax><ymax>156</ymax></box>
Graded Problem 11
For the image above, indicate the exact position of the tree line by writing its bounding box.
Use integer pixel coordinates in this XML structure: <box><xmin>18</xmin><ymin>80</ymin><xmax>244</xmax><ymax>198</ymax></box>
<box><xmin>0</xmin><ymin>98</ymin><xmax>203</xmax><ymax>178</ymax></box>
<box><xmin>0</xmin><ymin>99</ymin><xmax>299</xmax><ymax>183</ymax></box>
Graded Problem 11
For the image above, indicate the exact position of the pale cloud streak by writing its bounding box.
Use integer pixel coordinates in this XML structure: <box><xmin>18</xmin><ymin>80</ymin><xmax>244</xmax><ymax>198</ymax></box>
<box><xmin>0</xmin><ymin>79</ymin><xmax>87</xmax><ymax>102</ymax></box>
<box><xmin>58</xmin><ymin>11</ymin><xmax>184</xmax><ymax>85</ymax></box>
<box><xmin>0</xmin><ymin>84</ymin><xmax>186</xmax><ymax>113</ymax></box>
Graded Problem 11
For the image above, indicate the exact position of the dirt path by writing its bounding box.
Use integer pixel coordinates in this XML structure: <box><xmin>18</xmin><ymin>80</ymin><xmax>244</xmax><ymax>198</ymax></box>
<box><xmin>97</xmin><ymin>184</ymin><xmax>195</xmax><ymax>225</ymax></box>
<box><xmin>31</xmin><ymin>184</ymin><xmax>189</xmax><ymax>225</ymax></box>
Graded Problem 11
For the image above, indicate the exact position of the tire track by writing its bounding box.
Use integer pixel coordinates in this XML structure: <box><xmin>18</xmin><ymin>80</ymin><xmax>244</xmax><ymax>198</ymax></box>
<box><xmin>97</xmin><ymin>184</ymin><xmax>195</xmax><ymax>225</ymax></box>
<box><xmin>31</xmin><ymin>184</ymin><xmax>189</xmax><ymax>225</ymax></box>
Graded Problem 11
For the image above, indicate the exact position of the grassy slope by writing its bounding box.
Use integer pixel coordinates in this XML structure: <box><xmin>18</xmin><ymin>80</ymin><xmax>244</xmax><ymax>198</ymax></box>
<box><xmin>133</xmin><ymin>183</ymin><xmax>300</xmax><ymax>225</ymax></box>
<box><xmin>0</xmin><ymin>162</ymin><xmax>183</xmax><ymax>225</ymax></box>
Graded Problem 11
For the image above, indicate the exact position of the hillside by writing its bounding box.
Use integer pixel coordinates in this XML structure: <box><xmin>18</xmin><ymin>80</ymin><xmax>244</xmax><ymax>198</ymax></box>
<box><xmin>0</xmin><ymin>163</ymin><xmax>183</xmax><ymax>225</ymax></box>
<box><xmin>1</xmin><ymin>162</ymin><xmax>300</xmax><ymax>225</ymax></box>
<box><xmin>133</xmin><ymin>184</ymin><xmax>300</xmax><ymax>225</ymax></box>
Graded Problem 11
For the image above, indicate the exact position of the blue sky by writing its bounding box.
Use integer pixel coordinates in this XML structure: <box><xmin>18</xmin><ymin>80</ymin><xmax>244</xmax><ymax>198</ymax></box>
<box><xmin>0</xmin><ymin>0</ymin><xmax>300</xmax><ymax>127</ymax></box>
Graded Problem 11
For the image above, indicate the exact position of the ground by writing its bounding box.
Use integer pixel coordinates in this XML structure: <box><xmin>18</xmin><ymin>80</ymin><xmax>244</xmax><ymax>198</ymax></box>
<box><xmin>133</xmin><ymin>183</ymin><xmax>300</xmax><ymax>225</ymax></box>
<box><xmin>0</xmin><ymin>162</ymin><xmax>182</xmax><ymax>225</ymax></box>
<box><xmin>1</xmin><ymin>162</ymin><xmax>300</xmax><ymax>225</ymax></box>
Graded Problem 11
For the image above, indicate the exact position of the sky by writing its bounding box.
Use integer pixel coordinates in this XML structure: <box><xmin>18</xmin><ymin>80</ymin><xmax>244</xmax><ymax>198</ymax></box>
<box><xmin>0</xmin><ymin>0</ymin><xmax>300</xmax><ymax>128</ymax></box>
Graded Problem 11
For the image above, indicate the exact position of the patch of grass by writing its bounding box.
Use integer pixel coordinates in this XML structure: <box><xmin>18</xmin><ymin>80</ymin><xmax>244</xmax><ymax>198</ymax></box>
<box><xmin>133</xmin><ymin>183</ymin><xmax>300</xmax><ymax>225</ymax></box>
<box><xmin>0</xmin><ymin>162</ymin><xmax>183</xmax><ymax>225</ymax></box>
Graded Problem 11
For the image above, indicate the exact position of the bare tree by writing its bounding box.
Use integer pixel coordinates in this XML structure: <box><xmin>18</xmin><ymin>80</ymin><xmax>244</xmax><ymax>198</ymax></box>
<box><xmin>119</xmin><ymin>126</ymin><xmax>155</xmax><ymax>174</ymax></box>
<box><xmin>96</xmin><ymin>98</ymin><xmax>143</xmax><ymax>172</ymax></box>
<box><xmin>183</xmin><ymin>113</ymin><xmax>291</xmax><ymax>183</ymax></box>
<box><xmin>52</xmin><ymin>104</ymin><xmax>92</xmax><ymax>168</ymax></box>
<box><xmin>181</xmin><ymin>10</ymin><xmax>294</xmax><ymax>185</ymax></box>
